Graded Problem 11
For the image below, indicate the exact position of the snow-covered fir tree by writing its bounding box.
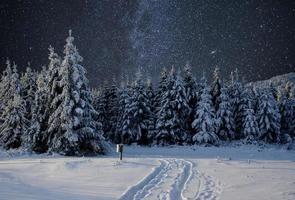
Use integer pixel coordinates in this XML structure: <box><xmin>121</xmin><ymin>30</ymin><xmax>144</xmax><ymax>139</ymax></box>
<box><xmin>20</xmin><ymin>65</ymin><xmax>37</xmax><ymax>122</ymax></box>
<box><xmin>92</xmin><ymin>88</ymin><xmax>106</xmax><ymax>138</ymax></box>
<box><xmin>183</xmin><ymin>62</ymin><xmax>197</xmax><ymax>109</ymax></box>
<box><xmin>119</xmin><ymin>86</ymin><xmax>134</xmax><ymax>144</ymax></box>
<box><xmin>241</xmin><ymin>101</ymin><xmax>260</xmax><ymax>144</ymax></box>
<box><xmin>211</xmin><ymin>66</ymin><xmax>222</xmax><ymax>111</ymax></box>
<box><xmin>146</xmin><ymin>78</ymin><xmax>156</xmax><ymax>111</ymax></box>
<box><xmin>146</xmin><ymin>78</ymin><xmax>157</xmax><ymax>144</ymax></box>
<box><xmin>46</xmin><ymin>45</ymin><xmax>62</xmax><ymax>102</ymax></box>
<box><xmin>229</xmin><ymin>69</ymin><xmax>244</xmax><ymax>138</ymax></box>
<box><xmin>155</xmin><ymin>67</ymin><xmax>169</xmax><ymax>113</ymax></box>
<box><xmin>113</xmin><ymin>83</ymin><xmax>127</xmax><ymax>144</ymax></box>
<box><xmin>22</xmin><ymin>66</ymin><xmax>49</xmax><ymax>152</ymax></box>
<box><xmin>182</xmin><ymin>63</ymin><xmax>198</xmax><ymax>138</ymax></box>
<box><xmin>0</xmin><ymin>60</ymin><xmax>13</xmax><ymax>120</ymax></box>
<box><xmin>0</xmin><ymin>64</ymin><xmax>27</xmax><ymax>149</ymax></box>
<box><xmin>47</xmin><ymin>30</ymin><xmax>105</xmax><ymax>155</ymax></box>
<box><xmin>155</xmin><ymin>67</ymin><xmax>190</xmax><ymax>144</ymax></box>
<box><xmin>191</xmin><ymin>76</ymin><xmax>219</xmax><ymax>145</ymax></box>
<box><xmin>215</xmin><ymin>86</ymin><xmax>235</xmax><ymax>141</ymax></box>
<box><xmin>280</xmin><ymin>82</ymin><xmax>295</xmax><ymax>138</ymax></box>
<box><xmin>100</xmin><ymin>80</ymin><xmax>119</xmax><ymax>142</ymax></box>
<box><xmin>128</xmin><ymin>69</ymin><xmax>154</xmax><ymax>145</ymax></box>
<box><xmin>0</xmin><ymin>94</ymin><xmax>27</xmax><ymax>149</ymax></box>
<box><xmin>0</xmin><ymin>61</ymin><xmax>21</xmax><ymax>120</ymax></box>
<box><xmin>43</xmin><ymin>45</ymin><xmax>62</xmax><ymax>147</ymax></box>
<box><xmin>257</xmin><ymin>89</ymin><xmax>281</xmax><ymax>143</ymax></box>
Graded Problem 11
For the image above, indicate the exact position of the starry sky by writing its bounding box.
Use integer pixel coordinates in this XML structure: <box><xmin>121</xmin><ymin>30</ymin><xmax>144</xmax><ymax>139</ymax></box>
<box><xmin>0</xmin><ymin>0</ymin><xmax>294</xmax><ymax>86</ymax></box>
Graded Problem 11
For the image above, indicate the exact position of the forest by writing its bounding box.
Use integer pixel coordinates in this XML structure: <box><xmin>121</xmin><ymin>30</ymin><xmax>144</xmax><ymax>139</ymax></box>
<box><xmin>0</xmin><ymin>31</ymin><xmax>294</xmax><ymax>156</ymax></box>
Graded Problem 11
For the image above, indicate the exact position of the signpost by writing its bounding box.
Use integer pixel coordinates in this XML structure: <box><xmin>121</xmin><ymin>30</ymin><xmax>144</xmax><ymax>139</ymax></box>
<box><xmin>116</xmin><ymin>144</ymin><xmax>123</xmax><ymax>161</ymax></box>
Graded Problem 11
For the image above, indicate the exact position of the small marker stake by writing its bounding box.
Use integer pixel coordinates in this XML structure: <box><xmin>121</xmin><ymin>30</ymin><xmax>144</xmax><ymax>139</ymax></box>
<box><xmin>116</xmin><ymin>144</ymin><xmax>124</xmax><ymax>161</ymax></box>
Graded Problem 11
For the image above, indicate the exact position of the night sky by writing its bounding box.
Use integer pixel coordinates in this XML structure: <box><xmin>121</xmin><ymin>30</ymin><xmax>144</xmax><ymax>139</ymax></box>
<box><xmin>0</xmin><ymin>0</ymin><xmax>294</xmax><ymax>86</ymax></box>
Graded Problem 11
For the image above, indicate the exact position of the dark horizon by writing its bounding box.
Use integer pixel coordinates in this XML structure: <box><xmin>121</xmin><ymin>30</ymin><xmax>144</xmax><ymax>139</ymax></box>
<box><xmin>0</xmin><ymin>0</ymin><xmax>294</xmax><ymax>87</ymax></box>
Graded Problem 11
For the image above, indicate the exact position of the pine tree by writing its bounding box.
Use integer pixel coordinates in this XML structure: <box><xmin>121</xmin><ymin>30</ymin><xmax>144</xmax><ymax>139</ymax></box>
<box><xmin>114</xmin><ymin>84</ymin><xmax>127</xmax><ymax>144</ymax></box>
<box><xmin>120</xmin><ymin>87</ymin><xmax>134</xmax><ymax>144</ymax></box>
<box><xmin>211</xmin><ymin>66</ymin><xmax>222</xmax><ymax>111</ymax></box>
<box><xmin>183</xmin><ymin>63</ymin><xmax>197</xmax><ymax>109</ymax></box>
<box><xmin>182</xmin><ymin>63</ymin><xmax>197</xmax><ymax>140</ymax></box>
<box><xmin>146</xmin><ymin>78</ymin><xmax>156</xmax><ymax>111</ymax></box>
<box><xmin>100</xmin><ymin>81</ymin><xmax>119</xmax><ymax>142</ymax></box>
<box><xmin>155</xmin><ymin>67</ymin><xmax>190</xmax><ymax>145</ymax></box>
<box><xmin>0</xmin><ymin>60</ymin><xmax>13</xmax><ymax>120</ymax></box>
<box><xmin>92</xmin><ymin>88</ymin><xmax>107</xmax><ymax>138</ymax></box>
<box><xmin>215</xmin><ymin>86</ymin><xmax>235</xmax><ymax>141</ymax></box>
<box><xmin>278</xmin><ymin>83</ymin><xmax>295</xmax><ymax>139</ymax></box>
<box><xmin>155</xmin><ymin>67</ymin><xmax>169</xmax><ymax>113</ymax></box>
<box><xmin>146</xmin><ymin>79</ymin><xmax>156</xmax><ymax>144</ymax></box>
<box><xmin>20</xmin><ymin>65</ymin><xmax>37</xmax><ymax>122</ymax></box>
<box><xmin>241</xmin><ymin>103</ymin><xmax>260</xmax><ymax>144</ymax></box>
<box><xmin>191</xmin><ymin>76</ymin><xmax>219</xmax><ymax>145</ymax></box>
<box><xmin>128</xmin><ymin>70</ymin><xmax>154</xmax><ymax>145</ymax></box>
<box><xmin>0</xmin><ymin>64</ymin><xmax>27</xmax><ymax>149</ymax></box>
<box><xmin>47</xmin><ymin>30</ymin><xmax>105</xmax><ymax>155</ymax></box>
<box><xmin>23</xmin><ymin>67</ymin><xmax>49</xmax><ymax>152</ymax></box>
<box><xmin>257</xmin><ymin>89</ymin><xmax>281</xmax><ymax>143</ymax></box>
<box><xmin>42</xmin><ymin>46</ymin><xmax>62</xmax><ymax>147</ymax></box>
<box><xmin>229</xmin><ymin>69</ymin><xmax>243</xmax><ymax>138</ymax></box>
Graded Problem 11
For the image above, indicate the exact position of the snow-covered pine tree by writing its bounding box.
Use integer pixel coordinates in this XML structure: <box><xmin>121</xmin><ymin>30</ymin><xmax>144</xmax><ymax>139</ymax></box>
<box><xmin>99</xmin><ymin>80</ymin><xmax>119</xmax><ymax>142</ymax></box>
<box><xmin>0</xmin><ymin>94</ymin><xmax>27</xmax><ymax>149</ymax></box>
<box><xmin>23</xmin><ymin>66</ymin><xmax>49</xmax><ymax>152</ymax></box>
<box><xmin>211</xmin><ymin>66</ymin><xmax>222</xmax><ymax>111</ymax></box>
<box><xmin>278</xmin><ymin>83</ymin><xmax>295</xmax><ymax>140</ymax></box>
<box><xmin>128</xmin><ymin>69</ymin><xmax>154</xmax><ymax>145</ymax></box>
<box><xmin>155</xmin><ymin>67</ymin><xmax>190</xmax><ymax>144</ymax></box>
<box><xmin>215</xmin><ymin>85</ymin><xmax>235</xmax><ymax>141</ymax></box>
<box><xmin>146</xmin><ymin>78</ymin><xmax>156</xmax><ymax>111</ymax></box>
<box><xmin>8</xmin><ymin>63</ymin><xmax>21</xmax><ymax>99</ymax></box>
<box><xmin>182</xmin><ymin>63</ymin><xmax>197</xmax><ymax>140</ymax></box>
<box><xmin>42</xmin><ymin>45</ymin><xmax>62</xmax><ymax>146</ymax></box>
<box><xmin>92</xmin><ymin>88</ymin><xmax>107</xmax><ymax>136</ymax></box>
<box><xmin>0</xmin><ymin>60</ymin><xmax>13</xmax><ymax>120</ymax></box>
<box><xmin>183</xmin><ymin>63</ymin><xmax>197</xmax><ymax>109</ymax></box>
<box><xmin>146</xmin><ymin>78</ymin><xmax>156</xmax><ymax>144</ymax></box>
<box><xmin>229</xmin><ymin>69</ymin><xmax>243</xmax><ymax>138</ymax></box>
<box><xmin>47</xmin><ymin>30</ymin><xmax>105</xmax><ymax>155</ymax></box>
<box><xmin>113</xmin><ymin>84</ymin><xmax>126</xmax><ymax>144</ymax></box>
<box><xmin>0</xmin><ymin>64</ymin><xmax>27</xmax><ymax>149</ymax></box>
<box><xmin>251</xmin><ymin>87</ymin><xmax>260</xmax><ymax>114</ymax></box>
<box><xmin>46</xmin><ymin>45</ymin><xmax>62</xmax><ymax>102</ymax></box>
<box><xmin>269</xmin><ymin>82</ymin><xmax>279</xmax><ymax>102</ymax></box>
<box><xmin>277</xmin><ymin>87</ymin><xmax>293</xmax><ymax>143</ymax></box>
<box><xmin>241</xmin><ymin>101</ymin><xmax>260</xmax><ymax>144</ymax></box>
<box><xmin>171</xmin><ymin>68</ymin><xmax>191</xmax><ymax>143</ymax></box>
<box><xmin>120</xmin><ymin>86</ymin><xmax>134</xmax><ymax>144</ymax></box>
<box><xmin>154</xmin><ymin>67</ymin><xmax>169</xmax><ymax>113</ymax></box>
<box><xmin>191</xmin><ymin>76</ymin><xmax>219</xmax><ymax>145</ymax></box>
<box><xmin>257</xmin><ymin>89</ymin><xmax>281</xmax><ymax>143</ymax></box>
<box><xmin>20</xmin><ymin>65</ymin><xmax>37</xmax><ymax>123</ymax></box>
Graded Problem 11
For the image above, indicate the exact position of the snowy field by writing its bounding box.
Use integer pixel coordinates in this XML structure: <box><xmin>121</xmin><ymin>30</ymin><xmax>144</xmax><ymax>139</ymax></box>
<box><xmin>0</xmin><ymin>145</ymin><xmax>295</xmax><ymax>200</ymax></box>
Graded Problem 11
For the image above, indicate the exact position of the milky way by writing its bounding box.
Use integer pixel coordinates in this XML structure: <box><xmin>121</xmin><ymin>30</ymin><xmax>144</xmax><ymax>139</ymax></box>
<box><xmin>0</xmin><ymin>0</ymin><xmax>294</xmax><ymax>86</ymax></box>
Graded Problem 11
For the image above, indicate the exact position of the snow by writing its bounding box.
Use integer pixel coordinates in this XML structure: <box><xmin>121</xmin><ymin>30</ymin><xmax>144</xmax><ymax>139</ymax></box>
<box><xmin>0</xmin><ymin>145</ymin><xmax>294</xmax><ymax>200</ymax></box>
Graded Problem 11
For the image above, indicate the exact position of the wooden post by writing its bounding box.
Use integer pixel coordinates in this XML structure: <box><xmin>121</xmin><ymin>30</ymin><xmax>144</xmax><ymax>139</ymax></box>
<box><xmin>117</xmin><ymin>144</ymin><xmax>123</xmax><ymax>161</ymax></box>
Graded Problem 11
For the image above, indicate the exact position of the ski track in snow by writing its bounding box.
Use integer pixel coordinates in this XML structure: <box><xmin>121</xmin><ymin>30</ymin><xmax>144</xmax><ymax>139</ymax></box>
<box><xmin>119</xmin><ymin>159</ymin><xmax>222</xmax><ymax>200</ymax></box>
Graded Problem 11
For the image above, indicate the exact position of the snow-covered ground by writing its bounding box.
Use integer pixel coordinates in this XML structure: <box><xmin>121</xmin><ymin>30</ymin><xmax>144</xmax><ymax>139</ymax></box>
<box><xmin>0</xmin><ymin>145</ymin><xmax>294</xmax><ymax>200</ymax></box>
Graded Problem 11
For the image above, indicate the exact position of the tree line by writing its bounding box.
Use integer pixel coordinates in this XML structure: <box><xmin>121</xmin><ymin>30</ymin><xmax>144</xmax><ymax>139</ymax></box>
<box><xmin>94</xmin><ymin>65</ymin><xmax>295</xmax><ymax>147</ymax></box>
<box><xmin>0</xmin><ymin>30</ymin><xmax>294</xmax><ymax>156</ymax></box>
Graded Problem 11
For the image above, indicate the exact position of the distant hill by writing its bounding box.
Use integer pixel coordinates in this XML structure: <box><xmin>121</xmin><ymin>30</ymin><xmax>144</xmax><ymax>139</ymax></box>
<box><xmin>247</xmin><ymin>72</ymin><xmax>295</xmax><ymax>89</ymax></box>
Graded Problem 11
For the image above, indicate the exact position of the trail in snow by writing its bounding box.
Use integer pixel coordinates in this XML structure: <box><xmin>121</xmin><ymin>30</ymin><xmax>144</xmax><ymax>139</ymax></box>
<box><xmin>119</xmin><ymin>159</ymin><xmax>222</xmax><ymax>200</ymax></box>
